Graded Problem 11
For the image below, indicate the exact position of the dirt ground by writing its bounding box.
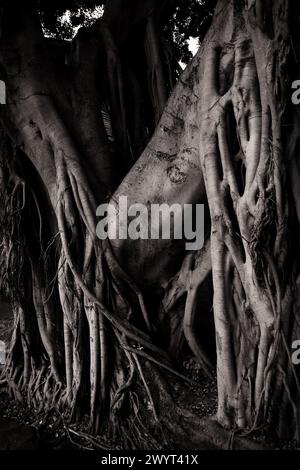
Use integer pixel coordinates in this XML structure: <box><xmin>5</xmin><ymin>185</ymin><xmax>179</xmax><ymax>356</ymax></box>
<box><xmin>0</xmin><ymin>356</ymin><xmax>218</xmax><ymax>450</ymax></box>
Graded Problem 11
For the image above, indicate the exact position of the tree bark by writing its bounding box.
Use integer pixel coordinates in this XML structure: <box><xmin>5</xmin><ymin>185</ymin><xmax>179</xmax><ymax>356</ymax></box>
<box><xmin>1</xmin><ymin>0</ymin><xmax>300</xmax><ymax>448</ymax></box>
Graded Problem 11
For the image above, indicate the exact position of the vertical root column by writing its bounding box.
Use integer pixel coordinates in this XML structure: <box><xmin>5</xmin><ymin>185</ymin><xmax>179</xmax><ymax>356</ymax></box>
<box><xmin>199</xmin><ymin>21</ymin><xmax>285</xmax><ymax>430</ymax></box>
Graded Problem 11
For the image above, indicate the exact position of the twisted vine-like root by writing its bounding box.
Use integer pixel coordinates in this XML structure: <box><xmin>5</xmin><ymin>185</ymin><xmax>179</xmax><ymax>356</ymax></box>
<box><xmin>197</xmin><ymin>0</ymin><xmax>300</xmax><ymax>440</ymax></box>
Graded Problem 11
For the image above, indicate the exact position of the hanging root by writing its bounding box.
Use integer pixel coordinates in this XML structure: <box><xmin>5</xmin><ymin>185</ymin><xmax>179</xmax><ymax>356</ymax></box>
<box><xmin>4</xmin><ymin>138</ymin><xmax>196</xmax><ymax>441</ymax></box>
<box><xmin>196</xmin><ymin>0</ymin><xmax>300</xmax><ymax>439</ymax></box>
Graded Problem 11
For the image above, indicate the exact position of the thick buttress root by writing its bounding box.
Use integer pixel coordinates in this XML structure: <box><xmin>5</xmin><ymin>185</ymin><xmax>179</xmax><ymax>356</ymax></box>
<box><xmin>0</xmin><ymin>0</ymin><xmax>220</xmax><ymax>443</ymax></box>
<box><xmin>0</xmin><ymin>133</ymin><xmax>199</xmax><ymax>444</ymax></box>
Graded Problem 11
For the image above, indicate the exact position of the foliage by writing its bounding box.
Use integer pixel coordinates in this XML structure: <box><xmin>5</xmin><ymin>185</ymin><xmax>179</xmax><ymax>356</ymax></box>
<box><xmin>37</xmin><ymin>0</ymin><xmax>216</xmax><ymax>63</ymax></box>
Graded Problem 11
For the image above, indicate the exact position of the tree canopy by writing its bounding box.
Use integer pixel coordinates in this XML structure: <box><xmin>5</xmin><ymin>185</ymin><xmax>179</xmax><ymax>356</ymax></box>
<box><xmin>37</xmin><ymin>0</ymin><xmax>216</xmax><ymax>64</ymax></box>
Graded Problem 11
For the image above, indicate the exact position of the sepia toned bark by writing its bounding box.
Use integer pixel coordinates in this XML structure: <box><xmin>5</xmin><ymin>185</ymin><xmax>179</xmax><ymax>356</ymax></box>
<box><xmin>0</xmin><ymin>0</ymin><xmax>300</xmax><ymax>447</ymax></box>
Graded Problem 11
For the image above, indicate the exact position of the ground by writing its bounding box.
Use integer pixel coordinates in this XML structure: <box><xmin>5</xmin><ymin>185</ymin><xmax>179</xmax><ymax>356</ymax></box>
<box><xmin>0</xmin><ymin>355</ymin><xmax>218</xmax><ymax>450</ymax></box>
<box><xmin>0</xmin><ymin>298</ymin><xmax>294</xmax><ymax>450</ymax></box>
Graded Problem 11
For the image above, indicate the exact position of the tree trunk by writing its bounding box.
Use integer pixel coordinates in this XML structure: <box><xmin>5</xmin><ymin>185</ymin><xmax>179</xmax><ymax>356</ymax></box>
<box><xmin>1</xmin><ymin>0</ymin><xmax>300</xmax><ymax>448</ymax></box>
<box><xmin>198</xmin><ymin>0</ymin><xmax>300</xmax><ymax>440</ymax></box>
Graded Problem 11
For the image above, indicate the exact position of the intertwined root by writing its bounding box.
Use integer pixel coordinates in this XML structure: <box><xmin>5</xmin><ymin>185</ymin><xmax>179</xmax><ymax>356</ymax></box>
<box><xmin>0</xmin><ymin>138</ymin><xmax>194</xmax><ymax>443</ymax></box>
<box><xmin>198</xmin><ymin>0</ymin><xmax>300</xmax><ymax>437</ymax></box>
<box><xmin>1</xmin><ymin>0</ymin><xmax>300</xmax><ymax>447</ymax></box>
